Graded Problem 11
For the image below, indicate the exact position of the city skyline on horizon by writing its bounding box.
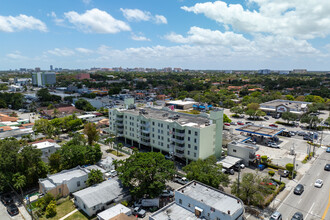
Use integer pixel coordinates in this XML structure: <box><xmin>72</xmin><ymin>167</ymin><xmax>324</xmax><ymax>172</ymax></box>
<box><xmin>2</xmin><ymin>0</ymin><xmax>330</xmax><ymax>70</ymax></box>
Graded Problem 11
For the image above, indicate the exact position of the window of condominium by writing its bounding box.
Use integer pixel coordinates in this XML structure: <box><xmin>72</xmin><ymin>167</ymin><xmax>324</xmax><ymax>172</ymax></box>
<box><xmin>194</xmin><ymin>138</ymin><xmax>197</xmax><ymax>143</ymax></box>
<box><xmin>179</xmin><ymin>199</ymin><xmax>182</xmax><ymax>204</ymax></box>
<box><xmin>194</xmin><ymin>146</ymin><xmax>197</xmax><ymax>150</ymax></box>
<box><xmin>195</xmin><ymin>131</ymin><xmax>198</xmax><ymax>136</ymax></box>
<box><xmin>158</xmin><ymin>135</ymin><xmax>160</xmax><ymax>139</ymax></box>
<box><xmin>194</xmin><ymin>153</ymin><xmax>197</xmax><ymax>157</ymax></box>
<box><xmin>188</xmin><ymin>137</ymin><xmax>190</xmax><ymax>141</ymax></box>
<box><xmin>187</xmin><ymin>151</ymin><xmax>190</xmax><ymax>155</ymax></box>
<box><xmin>188</xmin><ymin>130</ymin><xmax>191</xmax><ymax>134</ymax></box>
<box><xmin>167</xmin><ymin>144</ymin><xmax>169</xmax><ymax>148</ymax></box>
<box><xmin>188</xmin><ymin>144</ymin><xmax>191</xmax><ymax>148</ymax></box>
<box><xmin>152</xmin><ymin>122</ymin><xmax>155</xmax><ymax>125</ymax></box>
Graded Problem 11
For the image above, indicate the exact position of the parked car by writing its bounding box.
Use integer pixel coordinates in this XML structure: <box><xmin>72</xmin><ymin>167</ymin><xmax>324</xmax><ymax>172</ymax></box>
<box><xmin>270</xmin><ymin>211</ymin><xmax>282</xmax><ymax>220</ymax></box>
<box><xmin>270</xmin><ymin>180</ymin><xmax>278</xmax><ymax>186</ymax></box>
<box><xmin>326</xmin><ymin>147</ymin><xmax>330</xmax><ymax>153</ymax></box>
<box><xmin>294</xmin><ymin>184</ymin><xmax>304</xmax><ymax>195</ymax></box>
<box><xmin>269</xmin><ymin>124</ymin><xmax>278</xmax><ymax>128</ymax></box>
<box><xmin>279</xmin><ymin>170</ymin><xmax>289</xmax><ymax>177</ymax></box>
<box><xmin>289</xmin><ymin>131</ymin><xmax>296</xmax><ymax>136</ymax></box>
<box><xmin>246</xmin><ymin>122</ymin><xmax>254</xmax><ymax>125</ymax></box>
<box><xmin>160</xmin><ymin>190</ymin><xmax>174</xmax><ymax>197</ymax></box>
<box><xmin>268</xmin><ymin>142</ymin><xmax>280</xmax><ymax>148</ymax></box>
<box><xmin>291</xmin><ymin>212</ymin><xmax>303</xmax><ymax>220</ymax></box>
<box><xmin>303</xmin><ymin>135</ymin><xmax>313</xmax><ymax>141</ymax></box>
<box><xmin>222</xmin><ymin>168</ymin><xmax>234</xmax><ymax>175</ymax></box>
<box><xmin>237</xmin><ymin>121</ymin><xmax>244</xmax><ymax>125</ymax></box>
<box><xmin>230</xmin><ymin>122</ymin><xmax>237</xmax><ymax>125</ymax></box>
<box><xmin>264</xmin><ymin>116</ymin><xmax>269</xmax><ymax>120</ymax></box>
<box><xmin>314</xmin><ymin>179</ymin><xmax>323</xmax><ymax>188</ymax></box>
<box><xmin>297</xmin><ymin>131</ymin><xmax>307</xmax><ymax>136</ymax></box>
<box><xmin>7</xmin><ymin>203</ymin><xmax>19</xmax><ymax>216</ymax></box>
<box><xmin>245</xmin><ymin>139</ymin><xmax>256</xmax><ymax>145</ymax></box>
<box><xmin>325</xmin><ymin>164</ymin><xmax>330</xmax><ymax>171</ymax></box>
<box><xmin>224</xmin><ymin>123</ymin><xmax>230</xmax><ymax>126</ymax></box>
<box><xmin>174</xmin><ymin>177</ymin><xmax>189</xmax><ymax>185</ymax></box>
<box><xmin>1</xmin><ymin>194</ymin><xmax>13</xmax><ymax>205</ymax></box>
<box><xmin>133</xmin><ymin>207</ymin><xmax>146</xmax><ymax>218</ymax></box>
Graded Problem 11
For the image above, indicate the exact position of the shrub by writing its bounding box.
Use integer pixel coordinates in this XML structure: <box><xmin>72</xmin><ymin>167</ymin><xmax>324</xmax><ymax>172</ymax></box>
<box><xmin>266</xmin><ymin>163</ymin><xmax>285</xmax><ymax>170</ymax></box>
<box><xmin>45</xmin><ymin>200</ymin><xmax>57</xmax><ymax>218</ymax></box>
<box><xmin>261</xmin><ymin>155</ymin><xmax>268</xmax><ymax>164</ymax></box>
<box><xmin>285</xmin><ymin>163</ymin><xmax>294</xmax><ymax>172</ymax></box>
<box><xmin>121</xmin><ymin>200</ymin><xmax>128</xmax><ymax>207</ymax></box>
<box><xmin>268</xmin><ymin>170</ymin><xmax>275</xmax><ymax>177</ymax></box>
<box><xmin>36</xmin><ymin>193</ymin><xmax>55</xmax><ymax>212</ymax></box>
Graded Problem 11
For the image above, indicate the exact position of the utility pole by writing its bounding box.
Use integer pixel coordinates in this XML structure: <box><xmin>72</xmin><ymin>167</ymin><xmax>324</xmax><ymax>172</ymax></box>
<box><xmin>292</xmin><ymin>153</ymin><xmax>296</xmax><ymax>179</ymax></box>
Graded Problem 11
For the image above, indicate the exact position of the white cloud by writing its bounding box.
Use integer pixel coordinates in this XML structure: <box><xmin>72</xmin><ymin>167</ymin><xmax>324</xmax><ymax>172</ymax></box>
<box><xmin>131</xmin><ymin>33</ymin><xmax>151</xmax><ymax>41</ymax></box>
<box><xmin>0</xmin><ymin>14</ymin><xmax>47</xmax><ymax>32</ymax></box>
<box><xmin>165</xmin><ymin>26</ymin><xmax>250</xmax><ymax>46</ymax></box>
<box><xmin>120</xmin><ymin>8</ymin><xmax>167</xmax><ymax>24</ymax></box>
<box><xmin>82</xmin><ymin>0</ymin><xmax>91</xmax><ymax>5</ymax></box>
<box><xmin>154</xmin><ymin>15</ymin><xmax>167</xmax><ymax>24</ymax></box>
<box><xmin>6</xmin><ymin>51</ymin><xmax>27</xmax><ymax>59</ymax></box>
<box><xmin>64</xmin><ymin>8</ymin><xmax>131</xmax><ymax>33</ymax></box>
<box><xmin>75</xmin><ymin>48</ymin><xmax>93</xmax><ymax>54</ymax></box>
<box><xmin>181</xmin><ymin>0</ymin><xmax>330</xmax><ymax>39</ymax></box>
<box><xmin>48</xmin><ymin>12</ymin><xmax>65</xmax><ymax>26</ymax></box>
<box><xmin>120</xmin><ymin>8</ymin><xmax>151</xmax><ymax>22</ymax></box>
<box><xmin>48</xmin><ymin>48</ymin><xmax>75</xmax><ymax>56</ymax></box>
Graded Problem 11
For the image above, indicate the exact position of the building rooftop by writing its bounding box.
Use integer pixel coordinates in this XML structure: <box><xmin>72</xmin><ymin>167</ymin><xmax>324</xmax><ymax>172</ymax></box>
<box><xmin>165</xmin><ymin>100</ymin><xmax>197</xmax><ymax>106</ymax></box>
<box><xmin>46</xmin><ymin>166</ymin><xmax>89</xmax><ymax>185</ymax></box>
<box><xmin>117</xmin><ymin>108</ymin><xmax>212</xmax><ymax>128</ymax></box>
<box><xmin>260</xmin><ymin>99</ymin><xmax>311</xmax><ymax>110</ymax></box>
<box><xmin>73</xmin><ymin>178</ymin><xmax>126</xmax><ymax>208</ymax></box>
<box><xmin>177</xmin><ymin>181</ymin><xmax>243</xmax><ymax>216</ymax></box>
<box><xmin>32</xmin><ymin>140</ymin><xmax>61</xmax><ymax>150</ymax></box>
<box><xmin>97</xmin><ymin>204</ymin><xmax>131</xmax><ymax>220</ymax></box>
<box><xmin>236</xmin><ymin>124</ymin><xmax>284</xmax><ymax>137</ymax></box>
<box><xmin>150</xmin><ymin>202</ymin><xmax>197</xmax><ymax>220</ymax></box>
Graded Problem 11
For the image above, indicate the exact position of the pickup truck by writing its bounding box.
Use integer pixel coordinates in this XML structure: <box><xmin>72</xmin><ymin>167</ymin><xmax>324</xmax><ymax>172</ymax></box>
<box><xmin>174</xmin><ymin>177</ymin><xmax>189</xmax><ymax>185</ymax></box>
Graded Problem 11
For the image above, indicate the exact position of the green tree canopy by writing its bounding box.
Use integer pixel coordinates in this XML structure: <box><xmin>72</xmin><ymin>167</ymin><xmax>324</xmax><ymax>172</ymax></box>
<box><xmin>84</xmin><ymin>122</ymin><xmax>99</xmax><ymax>146</ymax></box>
<box><xmin>116</xmin><ymin>152</ymin><xmax>175</xmax><ymax>198</ymax></box>
<box><xmin>86</xmin><ymin>169</ymin><xmax>104</xmax><ymax>186</ymax></box>
<box><xmin>183</xmin><ymin>156</ymin><xmax>230</xmax><ymax>188</ymax></box>
<box><xmin>281</xmin><ymin>112</ymin><xmax>298</xmax><ymax>124</ymax></box>
<box><xmin>75</xmin><ymin>99</ymin><xmax>96</xmax><ymax>111</ymax></box>
<box><xmin>223</xmin><ymin>114</ymin><xmax>232</xmax><ymax>123</ymax></box>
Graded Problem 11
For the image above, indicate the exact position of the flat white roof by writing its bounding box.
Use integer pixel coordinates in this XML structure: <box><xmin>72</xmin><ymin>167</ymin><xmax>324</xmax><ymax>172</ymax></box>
<box><xmin>77</xmin><ymin>114</ymin><xmax>96</xmax><ymax>119</ymax></box>
<box><xmin>166</xmin><ymin>100</ymin><xmax>197</xmax><ymax>105</ymax></box>
<box><xmin>217</xmin><ymin>156</ymin><xmax>242</xmax><ymax>169</ymax></box>
<box><xmin>97</xmin><ymin>204</ymin><xmax>131</xmax><ymax>220</ymax></box>
<box><xmin>32</xmin><ymin>141</ymin><xmax>60</xmax><ymax>150</ymax></box>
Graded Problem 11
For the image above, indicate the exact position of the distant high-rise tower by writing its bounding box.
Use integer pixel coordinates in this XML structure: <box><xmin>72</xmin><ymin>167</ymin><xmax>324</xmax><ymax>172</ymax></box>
<box><xmin>50</xmin><ymin>65</ymin><xmax>53</xmax><ymax>71</ymax></box>
<box><xmin>35</xmin><ymin>67</ymin><xmax>41</xmax><ymax>72</ymax></box>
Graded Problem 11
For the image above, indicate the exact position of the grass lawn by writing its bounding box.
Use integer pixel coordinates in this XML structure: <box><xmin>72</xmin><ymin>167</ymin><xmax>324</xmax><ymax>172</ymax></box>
<box><xmin>39</xmin><ymin>199</ymin><xmax>76</xmax><ymax>220</ymax></box>
<box><xmin>107</xmin><ymin>149</ymin><xmax>124</xmax><ymax>157</ymax></box>
<box><xmin>65</xmin><ymin>210</ymin><xmax>93</xmax><ymax>220</ymax></box>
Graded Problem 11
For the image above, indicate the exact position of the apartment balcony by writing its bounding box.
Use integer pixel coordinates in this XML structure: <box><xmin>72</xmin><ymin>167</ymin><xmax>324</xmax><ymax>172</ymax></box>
<box><xmin>175</xmin><ymin>144</ymin><xmax>185</xmax><ymax>150</ymax></box>
<box><xmin>116</xmin><ymin>117</ymin><xmax>123</xmax><ymax>122</ymax></box>
<box><xmin>116</xmin><ymin>127</ymin><xmax>123</xmax><ymax>132</ymax></box>
<box><xmin>174</xmin><ymin>132</ymin><xmax>185</xmax><ymax>137</ymax></box>
<box><xmin>175</xmin><ymin>152</ymin><xmax>185</xmax><ymax>158</ymax></box>
<box><xmin>115</xmin><ymin>121</ymin><xmax>123</xmax><ymax>126</ymax></box>
<box><xmin>141</xmin><ymin>128</ymin><xmax>150</xmax><ymax>134</ymax></box>
<box><xmin>173</xmin><ymin>139</ymin><xmax>185</xmax><ymax>145</ymax></box>
<box><xmin>140</xmin><ymin>136</ymin><xmax>150</xmax><ymax>140</ymax></box>
<box><xmin>140</xmin><ymin>139</ymin><xmax>150</xmax><ymax>145</ymax></box>
<box><xmin>140</xmin><ymin>121</ymin><xmax>150</xmax><ymax>127</ymax></box>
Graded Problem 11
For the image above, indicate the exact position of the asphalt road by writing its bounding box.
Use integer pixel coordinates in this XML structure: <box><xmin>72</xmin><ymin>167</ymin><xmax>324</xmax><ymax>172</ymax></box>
<box><xmin>277</xmin><ymin>151</ymin><xmax>330</xmax><ymax>220</ymax></box>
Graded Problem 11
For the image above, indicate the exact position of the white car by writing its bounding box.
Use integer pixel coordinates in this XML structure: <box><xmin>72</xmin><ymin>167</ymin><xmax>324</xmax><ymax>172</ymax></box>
<box><xmin>315</xmin><ymin>179</ymin><xmax>323</xmax><ymax>188</ymax></box>
<box><xmin>268</xmin><ymin>142</ymin><xmax>280</xmax><ymax>148</ymax></box>
<box><xmin>161</xmin><ymin>190</ymin><xmax>174</xmax><ymax>197</ymax></box>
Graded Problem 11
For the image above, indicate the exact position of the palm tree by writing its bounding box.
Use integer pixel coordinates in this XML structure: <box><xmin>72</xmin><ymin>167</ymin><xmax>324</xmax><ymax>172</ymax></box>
<box><xmin>53</xmin><ymin>108</ymin><xmax>60</xmax><ymax>118</ymax></box>
<box><xmin>13</xmin><ymin>173</ymin><xmax>26</xmax><ymax>200</ymax></box>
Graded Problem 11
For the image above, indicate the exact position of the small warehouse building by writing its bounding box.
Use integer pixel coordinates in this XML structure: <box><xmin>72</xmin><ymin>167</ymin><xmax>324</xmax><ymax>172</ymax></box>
<box><xmin>226</xmin><ymin>141</ymin><xmax>259</xmax><ymax>166</ymax></box>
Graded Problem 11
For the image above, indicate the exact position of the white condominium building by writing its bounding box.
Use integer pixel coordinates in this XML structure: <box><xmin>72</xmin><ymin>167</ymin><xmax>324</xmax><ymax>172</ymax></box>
<box><xmin>109</xmin><ymin>107</ymin><xmax>223</xmax><ymax>163</ymax></box>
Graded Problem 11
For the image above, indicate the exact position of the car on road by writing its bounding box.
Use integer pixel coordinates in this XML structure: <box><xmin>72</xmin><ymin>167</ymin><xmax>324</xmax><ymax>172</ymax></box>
<box><xmin>294</xmin><ymin>184</ymin><xmax>304</xmax><ymax>195</ymax></box>
<box><xmin>289</xmin><ymin>131</ymin><xmax>296</xmax><ymax>136</ymax></box>
<box><xmin>270</xmin><ymin>211</ymin><xmax>282</xmax><ymax>220</ymax></box>
<box><xmin>246</xmin><ymin>122</ymin><xmax>254</xmax><ymax>125</ymax></box>
<box><xmin>7</xmin><ymin>203</ymin><xmax>19</xmax><ymax>216</ymax></box>
<box><xmin>224</xmin><ymin>123</ymin><xmax>230</xmax><ymax>126</ymax></box>
<box><xmin>291</xmin><ymin>212</ymin><xmax>303</xmax><ymax>220</ymax></box>
<box><xmin>160</xmin><ymin>190</ymin><xmax>174</xmax><ymax>197</ymax></box>
<box><xmin>314</xmin><ymin>179</ymin><xmax>323</xmax><ymax>188</ymax></box>
<box><xmin>1</xmin><ymin>194</ymin><xmax>13</xmax><ymax>205</ymax></box>
<box><xmin>237</xmin><ymin>121</ymin><xmax>244</xmax><ymax>125</ymax></box>
<box><xmin>132</xmin><ymin>207</ymin><xmax>146</xmax><ymax>218</ymax></box>
<box><xmin>268</xmin><ymin>142</ymin><xmax>280</xmax><ymax>148</ymax></box>
<box><xmin>325</xmin><ymin>164</ymin><xmax>330</xmax><ymax>171</ymax></box>
<box><xmin>269</xmin><ymin>124</ymin><xmax>278</xmax><ymax>128</ymax></box>
<box><xmin>326</xmin><ymin>147</ymin><xmax>330</xmax><ymax>153</ymax></box>
<box><xmin>230</xmin><ymin>122</ymin><xmax>237</xmax><ymax>125</ymax></box>
<box><xmin>264</xmin><ymin>116</ymin><xmax>269</xmax><ymax>120</ymax></box>
<box><xmin>174</xmin><ymin>177</ymin><xmax>189</xmax><ymax>185</ymax></box>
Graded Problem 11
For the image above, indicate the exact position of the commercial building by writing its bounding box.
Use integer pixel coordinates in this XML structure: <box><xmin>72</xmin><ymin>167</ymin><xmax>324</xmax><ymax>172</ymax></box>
<box><xmin>76</xmin><ymin>73</ymin><xmax>90</xmax><ymax>80</ymax></box>
<box><xmin>73</xmin><ymin>178</ymin><xmax>130</xmax><ymax>217</ymax></box>
<box><xmin>226</xmin><ymin>141</ymin><xmax>259</xmax><ymax>166</ymax></box>
<box><xmin>260</xmin><ymin>99</ymin><xmax>312</xmax><ymax>116</ymax></box>
<box><xmin>149</xmin><ymin>181</ymin><xmax>244</xmax><ymax>220</ymax></box>
<box><xmin>109</xmin><ymin>107</ymin><xmax>224</xmax><ymax>163</ymax></box>
<box><xmin>31</xmin><ymin>72</ymin><xmax>56</xmax><ymax>87</ymax></box>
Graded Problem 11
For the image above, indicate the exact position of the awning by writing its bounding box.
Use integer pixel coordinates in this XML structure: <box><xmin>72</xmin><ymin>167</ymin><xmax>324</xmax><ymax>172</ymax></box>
<box><xmin>195</xmin><ymin>207</ymin><xmax>203</xmax><ymax>212</ymax></box>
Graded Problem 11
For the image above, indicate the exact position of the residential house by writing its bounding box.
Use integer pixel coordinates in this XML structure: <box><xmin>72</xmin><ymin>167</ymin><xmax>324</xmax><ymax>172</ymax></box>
<box><xmin>39</xmin><ymin>166</ymin><xmax>89</xmax><ymax>197</ymax></box>
<box><xmin>149</xmin><ymin>181</ymin><xmax>244</xmax><ymax>220</ymax></box>
<box><xmin>31</xmin><ymin>139</ymin><xmax>61</xmax><ymax>163</ymax></box>
<box><xmin>97</xmin><ymin>204</ymin><xmax>133</xmax><ymax>220</ymax></box>
<box><xmin>98</xmin><ymin>156</ymin><xmax>115</xmax><ymax>172</ymax></box>
<box><xmin>73</xmin><ymin>178</ymin><xmax>130</xmax><ymax>217</ymax></box>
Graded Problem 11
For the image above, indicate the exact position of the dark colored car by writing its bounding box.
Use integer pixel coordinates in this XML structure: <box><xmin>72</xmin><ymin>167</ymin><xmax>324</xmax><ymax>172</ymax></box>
<box><xmin>7</xmin><ymin>203</ymin><xmax>19</xmax><ymax>216</ymax></box>
<box><xmin>264</xmin><ymin>116</ymin><xmax>269</xmax><ymax>120</ymax></box>
<box><xmin>326</xmin><ymin>147</ymin><xmax>330</xmax><ymax>153</ymax></box>
<box><xmin>303</xmin><ymin>135</ymin><xmax>313</xmax><ymax>141</ymax></box>
<box><xmin>1</xmin><ymin>194</ymin><xmax>13</xmax><ymax>205</ymax></box>
<box><xmin>269</xmin><ymin>124</ymin><xmax>278</xmax><ymax>128</ymax></box>
<box><xmin>291</xmin><ymin>212</ymin><xmax>303</xmax><ymax>220</ymax></box>
<box><xmin>325</xmin><ymin>164</ymin><xmax>330</xmax><ymax>171</ymax></box>
<box><xmin>294</xmin><ymin>184</ymin><xmax>304</xmax><ymax>195</ymax></box>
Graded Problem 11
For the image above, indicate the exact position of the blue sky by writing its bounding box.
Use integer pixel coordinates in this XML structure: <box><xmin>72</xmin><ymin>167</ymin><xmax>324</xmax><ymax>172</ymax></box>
<box><xmin>2</xmin><ymin>0</ymin><xmax>330</xmax><ymax>70</ymax></box>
